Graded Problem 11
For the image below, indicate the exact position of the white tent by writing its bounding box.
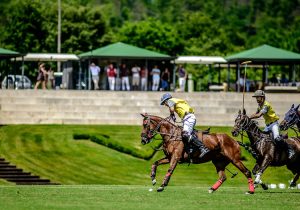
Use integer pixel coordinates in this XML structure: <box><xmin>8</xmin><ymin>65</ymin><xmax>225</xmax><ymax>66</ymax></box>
<box><xmin>174</xmin><ymin>56</ymin><xmax>227</xmax><ymax>64</ymax></box>
<box><xmin>15</xmin><ymin>53</ymin><xmax>79</xmax><ymax>61</ymax></box>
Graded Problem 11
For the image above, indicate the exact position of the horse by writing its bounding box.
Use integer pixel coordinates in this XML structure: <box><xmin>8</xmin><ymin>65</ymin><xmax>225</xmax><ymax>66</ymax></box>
<box><xmin>140</xmin><ymin>113</ymin><xmax>255</xmax><ymax>194</ymax></box>
<box><xmin>280</xmin><ymin>104</ymin><xmax>300</xmax><ymax>134</ymax></box>
<box><xmin>231</xmin><ymin>109</ymin><xmax>300</xmax><ymax>188</ymax></box>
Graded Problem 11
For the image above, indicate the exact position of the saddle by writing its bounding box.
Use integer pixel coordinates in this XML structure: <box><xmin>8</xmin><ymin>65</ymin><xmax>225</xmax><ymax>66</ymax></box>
<box><xmin>192</xmin><ymin>128</ymin><xmax>210</xmax><ymax>142</ymax></box>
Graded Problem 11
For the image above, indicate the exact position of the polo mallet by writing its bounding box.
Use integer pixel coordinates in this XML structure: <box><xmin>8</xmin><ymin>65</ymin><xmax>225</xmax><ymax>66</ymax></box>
<box><xmin>240</xmin><ymin>61</ymin><xmax>252</xmax><ymax>144</ymax></box>
<box><xmin>241</xmin><ymin>60</ymin><xmax>252</xmax><ymax>111</ymax></box>
<box><xmin>226</xmin><ymin>167</ymin><xmax>238</xmax><ymax>178</ymax></box>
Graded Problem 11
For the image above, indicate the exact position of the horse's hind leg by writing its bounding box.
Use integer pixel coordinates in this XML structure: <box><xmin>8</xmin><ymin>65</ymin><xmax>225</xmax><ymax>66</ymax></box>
<box><xmin>290</xmin><ymin>173</ymin><xmax>300</xmax><ymax>188</ymax></box>
<box><xmin>231</xmin><ymin>160</ymin><xmax>255</xmax><ymax>194</ymax></box>
<box><xmin>150</xmin><ymin>157</ymin><xmax>169</xmax><ymax>186</ymax></box>
<box><xmin>209</xmin><ymin>159</ymin><xmax>228</xmax><ymax>193</ymax></box>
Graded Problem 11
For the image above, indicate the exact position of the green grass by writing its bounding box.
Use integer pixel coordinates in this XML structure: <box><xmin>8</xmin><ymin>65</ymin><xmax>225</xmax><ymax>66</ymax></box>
<box><xmin>0</xmin><ymin>185</ymin><xmax>299</xmax><ymax>210</ymax></box>
<box><xmin>0</xmin><ymin>125</ymin><xmax>297</xmax><ymax>186</ymax></box>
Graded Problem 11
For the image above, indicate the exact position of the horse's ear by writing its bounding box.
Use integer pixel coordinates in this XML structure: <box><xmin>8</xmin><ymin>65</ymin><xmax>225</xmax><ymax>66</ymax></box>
<box><xmin>140</xmin><ymin>113</ymin><xmax>148</xmax><ymax>117</ymax></box>
<box><xmin>243</xmin><ymin>108</ymin><xmax>246</xmax><ymax>115</ymax></box>
<box><xmin>296</xmin><ymin>104</ymin><xmax>300</xmax><ymax>110</ymax></box>
<box><xmin>291</xmin><ymin>104</ymin><xmax>294</xmax><ymax>109</ymax></box>
<box><xmin>238</xmin><ymin>109</ymin><xmax>241</xmax><ymax>115</ymax></box>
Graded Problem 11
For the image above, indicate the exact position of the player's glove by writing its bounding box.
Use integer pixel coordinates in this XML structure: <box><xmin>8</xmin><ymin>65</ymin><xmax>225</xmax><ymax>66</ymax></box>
<box><xmin>171</xmin><ymin>113</ymin><xmax>176</xmax><ymax>122</ymax></box>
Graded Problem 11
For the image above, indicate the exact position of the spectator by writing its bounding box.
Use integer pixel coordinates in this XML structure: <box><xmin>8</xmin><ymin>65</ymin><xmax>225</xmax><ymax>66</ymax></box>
<box><xmin>269</xmin><ymin>73</ymin><xmax>278</xmax><ymax>85</ymax></box>
<box><xmin>177</xmin><ymin>65</ymin><xmax>187</xmax><ymax>92</ymax></box>
<box><xmin>47</xmin><ymin>66</ymin><xmax>55</xmax><ymax>89</ymax></box>
<box><xmin>106</xmin><ymin>63</ymin><xmax>117</xmax><ymax>90</ymax></box>
<box><xmin>151</xmin><ymin>65</ymin><xmax>161</xmax><ymax>91</ymax></box>
<box><xmin>140</xmin><ymin>66</ymin><xmax>148</xmax><ymax>91</ymax></box>
<box><xmin>90</xmin><ymin>62</ymin><xmax>101</xmax><ymax>90</ymax></box>
<box><xmin>161</xmin><ymin>67</ymin><xmax>170</xmax><ymax>91</ymax></box>
<box><xmin>34</xmin><ymin>62</ymin><xmax>47</xmax><ymax>90</ymax></box>
<box><xmin>120</xmin><ymin>63</ymin><xmax>130</xmax><ymax>91</ymax></box>
<box><xmin>131</xmin><ymin>64</ymin><xmax>141</xmax><ymax>90</ymax></box>
<box><xmin>280</xmin><ymin>74</ymin><xmax>289</xmax><ymax>86</ymax></box>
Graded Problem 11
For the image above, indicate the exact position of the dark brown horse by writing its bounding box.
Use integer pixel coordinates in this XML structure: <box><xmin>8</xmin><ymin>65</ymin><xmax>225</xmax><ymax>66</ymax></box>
<box><xmin>140</xmin><ymin>113</ymin><xmax>255</xmax><ymax>194</ymax></box>
<box><xmin>232</xmin><ymin>109</ymin><xmax>300</xmax><ymax>188</ymax></box>
<box><xmin>280</xmin><ymin>104</ymin><xmax>300</xmax><ymax>134</ymax></box>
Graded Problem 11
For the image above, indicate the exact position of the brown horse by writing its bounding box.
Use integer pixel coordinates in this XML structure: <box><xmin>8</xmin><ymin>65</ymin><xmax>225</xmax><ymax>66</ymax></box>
<box><xmin>140</xmin><ymin>113</ymin><xmax>255</xmax><ymax>194</ymax></box>
<box><xmin>232</xmin><ymin>109</ymin><xmax>300</xmax><ymax>188</ymax></box>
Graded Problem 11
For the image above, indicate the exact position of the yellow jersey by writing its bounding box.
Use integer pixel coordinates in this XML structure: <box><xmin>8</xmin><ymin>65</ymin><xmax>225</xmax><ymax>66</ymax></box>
<box><xmin>257</xmin><ymin>101</ymin><xmax>279</xmax><ymax>125</ymax></box>
<box><xmin>168</xmin><ymin>98</ymin><xmax>194</xmax><ymax>119</ymax></box>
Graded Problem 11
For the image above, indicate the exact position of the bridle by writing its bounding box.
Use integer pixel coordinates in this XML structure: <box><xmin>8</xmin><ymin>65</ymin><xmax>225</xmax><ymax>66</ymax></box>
<box><xmin>283</xmin><ymin>109</ymin><xmax>300</xmax><ymax>137</ymax></box>
<box><xmin>141</xmin><ymin>115</ymin><xmax>181</xmax><ymax>144</ymax></box>
<box><xmin>233</xmin><ymin>114</ymin><xmax>266</xmax><ymax>145</ymax></box>
<box><xmin>283</xmin><ymin>109</ymin><xmax>299</xmax><ymax>131</ymax></box>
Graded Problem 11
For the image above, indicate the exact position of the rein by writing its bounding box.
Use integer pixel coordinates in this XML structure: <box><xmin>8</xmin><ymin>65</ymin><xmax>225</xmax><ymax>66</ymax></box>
<box><xmin>236</xmin><ymin>115</ymin><xmax>270</xmax><ymax>145</ymax></box>
<box><xmin>143</xmin><ymin>115</ymin><xmax>182</xmax><ymax>143</ymax></box>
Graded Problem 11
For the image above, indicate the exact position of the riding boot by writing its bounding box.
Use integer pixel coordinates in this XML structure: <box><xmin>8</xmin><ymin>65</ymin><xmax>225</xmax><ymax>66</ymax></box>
<box><xmin>189</xmin><ymin>135</ymin><xmax>210</xmax><ymax>158</ymax></box>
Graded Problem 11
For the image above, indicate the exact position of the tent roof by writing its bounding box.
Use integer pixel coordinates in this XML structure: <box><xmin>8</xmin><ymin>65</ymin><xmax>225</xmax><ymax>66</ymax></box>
<box><xmin>0</xmin><ymin>48</ymin><xmax>21</xmax><ymax>58</ymax></box>
<box><xmin>175</xmin><ymin>56</ymin><xmax>227</xmax><ymax>64</ymax></box>
<box><xmin>79</xmin><ymin>42</ymin><xmax>171</xmax><ymax>59</ymax></box>
<box><xmin>15</xmin><ymin>53</ymin><xmax>79</xmax><ymax>61</ymax></box>
<box><xmin>226</xmin><ymin>44</ymin><xmax>300</xmax><ymax>63</ymax></box>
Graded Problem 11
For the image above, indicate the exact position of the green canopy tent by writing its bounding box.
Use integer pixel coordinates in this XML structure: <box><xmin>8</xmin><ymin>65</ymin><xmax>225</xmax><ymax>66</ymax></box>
<box><xmin>0</xmin><ymin>48</ymin><xmax>23</xmax><ymax>89</ymax></box>
<box><xmin>79</xmin><ymin>42</ymin><xmax>172</xmax><ymax>90</ymax></box>
<box><xmin>225</xmin><ymin>44</ymin><xmax>300</xmax><ymax>91</ymax></box>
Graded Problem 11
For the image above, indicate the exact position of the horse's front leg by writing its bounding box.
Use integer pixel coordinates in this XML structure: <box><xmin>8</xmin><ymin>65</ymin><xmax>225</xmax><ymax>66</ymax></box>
<box><xmin>157</xmin><ymin>154</ymin><xmax>179</xmax><ymax>192</ymax></box>
<box><xmin>290</xmin><ymin>173</ymin><xmax>300</xmax><ymax>188</ymax></box>
<box><xmin>150</xmin><ymin>157</ymin><xmax>170</xmax><ymax>186</ymax></box>
<box><xmin>254</xmin><ymin>156</ymin><xmax>272</xmax><ymax>190</ymax></box>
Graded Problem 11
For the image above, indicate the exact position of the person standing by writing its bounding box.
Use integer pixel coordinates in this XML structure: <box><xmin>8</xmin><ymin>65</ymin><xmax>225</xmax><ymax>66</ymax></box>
<box><xmin>120</xmin><ymin>63</ymin><xmax>130</xmax><ymax>91</ymax></box>
<box><xmin>160</xmin><ymin>93</ymin><xmax>210</xmax><ymax>158</ymax></box>
<box><xmin>131</xmin><ymin>64</ymin><xmax>141</xmax><ymax>90</ymax></box>
<box><xmin>250</xmin><ymin>90</ymin><xmax>295</xmax><ymax>159</ymax></box>
<box><xmin>106</xmin><ymin>63</ymin><xmax>117</xmax><ymax>90</ymax></box>
<box><xmin>151</xmin><ymin>65</ymin><xmax>160</xmax><ymax>91</ymax></box>
<box><xmin>161</xmin><ymin>67</ymin><xmax>170</xmax><ymax>91</ymax></box>
<box><xmin>90</xmin><ymin>62</ymin><xmax>101</xmax><ymax>90</ymax></box>
<box><xmin>177</xmin><ymin>65</ymin><xmax>187</xmax><ymax>92</ymax></box>
<box><xmin>34</xmin><ymin>62</ymin><xmax>47</xmax><ymax>90</ymax></box>
<box><xmin>47</xmin><ymin>66</ymin><xmax>55</xmax><ymax>89</ymax></box>
<box><xmin>140</xmin><ymin>66</ymin><xmax>148</xmax><ymax>91</ymax></box>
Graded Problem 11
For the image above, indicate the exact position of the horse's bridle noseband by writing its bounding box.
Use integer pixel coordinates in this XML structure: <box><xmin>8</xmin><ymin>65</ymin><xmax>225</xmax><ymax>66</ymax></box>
<box><xmin>141</xmin><ymin>115</ymin><xmax>181</xmax><ymax>144</ymax></box>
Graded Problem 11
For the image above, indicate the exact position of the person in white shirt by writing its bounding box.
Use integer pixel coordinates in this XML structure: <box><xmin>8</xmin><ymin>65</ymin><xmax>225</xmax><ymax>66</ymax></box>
<box><xmin>151</xmin><ymin>65</ymin><xmax>160</xmax><ymax>91</ymax></box>
<box><xmin>89</xmin><ymin>62</ymin><xmax>101</xmax><ymax>90</ymax></box>
<box><xmin>131</xmin><ymin>64</ymin><xmax>141</xmax><ymax>90</ymax></box>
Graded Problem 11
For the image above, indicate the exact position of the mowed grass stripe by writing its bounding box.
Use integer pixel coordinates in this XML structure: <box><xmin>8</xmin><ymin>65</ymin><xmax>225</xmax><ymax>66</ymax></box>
<box><xmin>0</xmin><ymin>185</ymin><xmax>299</xmax><ymax>210</ymax></box>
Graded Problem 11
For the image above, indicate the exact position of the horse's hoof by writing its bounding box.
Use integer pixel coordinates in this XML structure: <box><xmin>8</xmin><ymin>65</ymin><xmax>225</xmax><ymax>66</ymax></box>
<box><xmin>152</xmin><ymin>179</ymin><xmax>157</xmax><ymax>186</ymax></box>
<box><xmin>157</xmin><ymin>186</ymin><xmax>164</xmax><ymax>192</ymax></box>
<box><xmin>289</xmin><ymin>182</ymin><xmax>296</xmax><ymax>188</ymax></box>
<box><xmin>245</xmin><ymin>191</ymin><xmax>254</xmax><ymax>195</ymax></box>
<box><xmin>208</xmin><ymin>188</ymin><xmax>215</xmax><ymax>194</ymax></box>
<box><xmin>261</xmin><ymin>184</ymin><xmax>268</xmax><ymax>190</ymax></box>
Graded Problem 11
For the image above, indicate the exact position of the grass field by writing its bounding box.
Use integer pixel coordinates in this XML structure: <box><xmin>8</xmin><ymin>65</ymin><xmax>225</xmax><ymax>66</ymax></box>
<box><xmin>0</xmin><ymin>185</ymin><xmax>299</xmax><ymax>210</ymax></box>
<box><xmin>0</xmin><ymin>125</ymin><xmax>299</xmax><ymax>209</ymax></box>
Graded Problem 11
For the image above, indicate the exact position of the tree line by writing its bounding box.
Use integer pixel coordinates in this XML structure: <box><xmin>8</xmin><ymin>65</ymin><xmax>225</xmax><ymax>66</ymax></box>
<box><xmin>0</xmin><ymin>0</ymin><xmax>299</xmax><ymax>86</ymax></box>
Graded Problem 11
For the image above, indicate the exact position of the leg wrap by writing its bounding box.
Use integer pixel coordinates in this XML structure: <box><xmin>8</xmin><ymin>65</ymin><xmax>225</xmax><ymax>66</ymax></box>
<box><xmin>248</xmin><ymin>178</ymin><xmax>255</xmax><ymax>193</ymax></box>
<box><xmin>211</xmin><ymin>179</ymin><xmax>223</xmax><ymax>190</ymax></box>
